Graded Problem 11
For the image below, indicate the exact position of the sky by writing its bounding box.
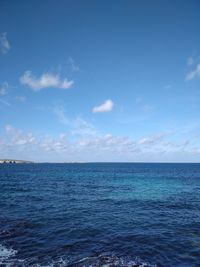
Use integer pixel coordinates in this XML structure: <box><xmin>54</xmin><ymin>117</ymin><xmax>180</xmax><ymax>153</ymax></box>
<box><xmin>0</xmin><ymin>0</ymin><xmax>200</xmax><ymax>162</ymax></box>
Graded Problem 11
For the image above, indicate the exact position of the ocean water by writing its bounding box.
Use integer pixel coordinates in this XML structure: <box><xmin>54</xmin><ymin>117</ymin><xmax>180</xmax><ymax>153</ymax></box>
<box><xmin>0</xmin><ymin>163</ymin><xmax>200</xmax><ymax>267</ymax></box>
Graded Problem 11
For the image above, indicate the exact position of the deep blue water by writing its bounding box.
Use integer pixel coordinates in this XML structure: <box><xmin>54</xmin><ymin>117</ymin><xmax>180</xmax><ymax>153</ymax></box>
<box><xmin>0</xmin><ymin>163</ymin><xmax>200</xmax><ymax>267</ymax></box>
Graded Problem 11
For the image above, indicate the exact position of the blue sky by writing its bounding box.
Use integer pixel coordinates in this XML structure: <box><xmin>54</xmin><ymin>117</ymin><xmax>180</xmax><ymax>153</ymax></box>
<box><xmin>0</xmin><ymin>0</ymin><xmax>200</xmax><ymax>162</ymax></box>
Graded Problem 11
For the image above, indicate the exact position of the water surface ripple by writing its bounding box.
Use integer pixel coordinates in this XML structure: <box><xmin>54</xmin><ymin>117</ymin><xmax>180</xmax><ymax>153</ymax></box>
<box><xmin>0</xmin><ymin>163</ymin><xmax>200</xmax><ymax>266</ymax></box>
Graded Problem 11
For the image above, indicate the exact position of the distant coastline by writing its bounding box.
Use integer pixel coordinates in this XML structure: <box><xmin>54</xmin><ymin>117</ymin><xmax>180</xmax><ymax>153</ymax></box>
<box><xmin>0</xmin><ymin>159</ymin><xmax>33</xmax><ymax>164</ymax></box>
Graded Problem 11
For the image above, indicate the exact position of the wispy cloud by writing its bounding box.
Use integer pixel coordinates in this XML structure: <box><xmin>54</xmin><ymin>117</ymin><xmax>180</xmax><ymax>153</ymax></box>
<box><xmin>20</xmin><ymin>71</ymin><xmax>74</xmax><ymax>91</ymax></box>
<box><xmin>0</xmin><ymin>98</ymin><xmax>11</xmax><ymax>107</ymax></box>
<box><xmin>15</xmin><ymin>96</ymin><xmax>26</xmax><ymax>102</ymax></box>
<box><xmin>0</xmin><ymin>33</ymin><xmax>11</xmax><ymax>54</ymax></box>
<box><xmin>0</xmin><ymin>82</ymin><xmax>11</xmax><ymax>107</ymax></box>
<box><xmin>72</xmin><ymin>117</ymin><xmax>97</xmax><ymax>137</ymax></box>
<box><xmin>69</xmin><ymin>57</ymin><xmax>80</xmax><ymax>72</ymax></box>
<box><xmin>79</xmin><ymin>134</ymin><xmax>136</xmax><ymax>154</ymax></box>
<box><xmin>187</xmin><ymin>56</ymin><xmax>194</xmax><ymax>66</ymax></box>
<box><xmin>141</xmin><ymin>104</ymin><xmax>154</xmax><ymax>113</ymax></box>
<box><xmin>54</xmin><ymin>104</ymin><xmax>96</xmax><ymax>136</ymax></box>
<box><xmin>185</xmin><ymin>63</ymin><xmax>200</xmax><ymax>81</ymax></box>
<box><xmin>0</xmin><ymin>82</ymin><xmax>9</xmax><ymax>95</ymax></box>
<box><xmin>164</xmin><ymin>84</ymin><xmax>172</xmax><ymax>90</ymax></box>
<box><xmin>93</xmin><ymin>99</ymin><xmax>114</xmax><ymax>113</ymax></box>
<box><xmin>138</xmin><ymin>134</ymin><xmax>163</xmax><ymax>145</ymax></box>
<box><xmin>54</xmin><ymin>105</ymin><xmax>69</xmax><ymax>126</ymax></box>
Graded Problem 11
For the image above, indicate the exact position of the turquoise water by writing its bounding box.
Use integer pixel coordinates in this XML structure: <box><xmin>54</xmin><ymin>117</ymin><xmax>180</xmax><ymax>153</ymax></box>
<box><xmin>0</xmin><ymin>163</ymin><xmax>200</xmax><ymax>266</ymax></box>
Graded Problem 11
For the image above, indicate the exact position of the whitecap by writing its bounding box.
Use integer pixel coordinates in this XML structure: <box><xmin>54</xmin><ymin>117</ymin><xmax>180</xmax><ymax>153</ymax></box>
<box><xmin>0</xmin><ymin>244</ymin><xmax>17</xmax><ymax>265</ymax></box>
<box><xmin>68</xmin><ymin>254</ymin><xmax>157</xmax><ymax>267</ymax></box>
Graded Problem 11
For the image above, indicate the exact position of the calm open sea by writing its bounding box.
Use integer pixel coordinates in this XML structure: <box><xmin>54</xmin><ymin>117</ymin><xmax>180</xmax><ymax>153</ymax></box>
<box><xmin>0</xmin><ymin>163</ymin><xmax>200</xmax><ymax>267</ymax></box>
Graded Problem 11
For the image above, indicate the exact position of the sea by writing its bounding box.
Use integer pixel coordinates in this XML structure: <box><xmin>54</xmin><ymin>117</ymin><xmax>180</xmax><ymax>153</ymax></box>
<box><xmin>0</xmin><ymin>163</ymin><xmax>200</xmax><ymax>267</ymax></box>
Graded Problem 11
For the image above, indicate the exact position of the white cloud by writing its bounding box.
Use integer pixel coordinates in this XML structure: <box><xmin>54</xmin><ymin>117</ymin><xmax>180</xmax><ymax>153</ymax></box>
<box><xmin>0</xmin><ymin>82</ymin><xmax>9</xmax><ymax>95</ymax></box>
<box><xmin>5</xmin><ymin>125</ymin><xmax>37</xmax><ymax>145</ymax></box>
<box><xmin>0</xmin><ymin>33</ymin><xmax>11</xmax><ymax>54</ymax></box>
<box><xmin>93</xmin><ymin>99</ymin><xmax>114</xmax><ymax>113</ymax></box>
<box><xmin>15</xmin><ymin>96</ymin><xmax>26</xmax><ymax>102</ymax></box>
<box><xmin>20</xmin><ymin>71</ymin><xmax>74</xmax><ymax>91</ymax></box>
<box><xmin>185</xmin><ymin>64</ymin><xmax>200</xmax><ymax>81</ymax></box>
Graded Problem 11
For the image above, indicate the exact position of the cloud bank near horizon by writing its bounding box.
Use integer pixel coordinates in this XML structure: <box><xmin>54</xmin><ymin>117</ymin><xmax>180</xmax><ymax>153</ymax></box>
<box><xmin>1</xmin><ymin>124</ymin><xmax>198</xmax><ymax>162</ymax></box>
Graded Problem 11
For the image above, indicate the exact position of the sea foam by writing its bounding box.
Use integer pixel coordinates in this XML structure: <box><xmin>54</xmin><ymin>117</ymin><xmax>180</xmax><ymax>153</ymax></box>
<box><xmin>69</xmin><ymin>254</ymin><xmax>157</xmax><ymax>267</ymax></box>
<box><xmin>0</xmin><ymin>244</ymin><xmax>17</xmax><ymax>265</ymax></box>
